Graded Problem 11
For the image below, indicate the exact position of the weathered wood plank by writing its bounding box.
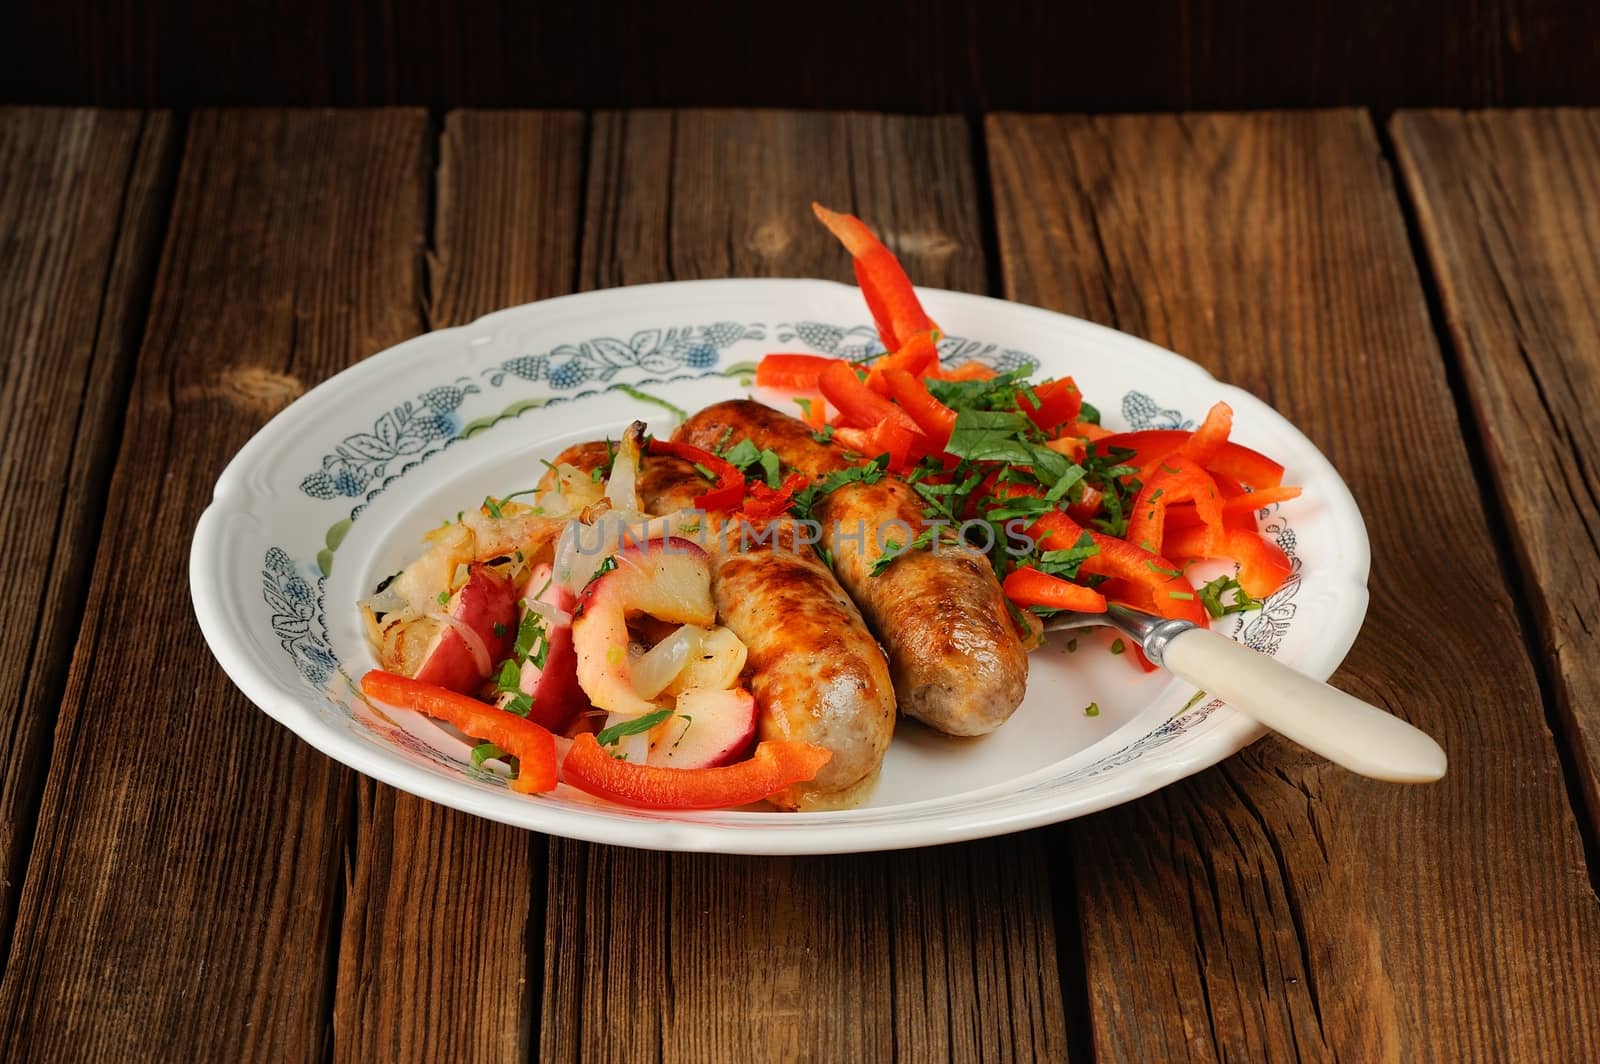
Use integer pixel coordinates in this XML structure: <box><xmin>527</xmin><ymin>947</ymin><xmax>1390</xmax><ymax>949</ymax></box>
<box><xmin>333</xmin><ymin>109</ymin><xmax>585</xmax><ymax>1064</ymax></box>
<box><xmin>1392</xmin><ymin>107</ymin><xmax>1600</xmax><ymax>838</ymax></box>
<box><xmin>987</xmin><ymin>110</ymin><xmax>1600</xmax><ymax>1061</ymax></box>
<box><xmin>544</xmin><ymin>109</ymin><xmax>1069</xmax><ymax>1064</ymax></box>
<box><xmin>0</xmin><ymin>108</ymin><xmax>177</xmax><ymax>960</ymax></box>
<box><xmin>0</xmin><ymin>109</ymin><xmax>430</xmax><ymax>1061</ymax></box>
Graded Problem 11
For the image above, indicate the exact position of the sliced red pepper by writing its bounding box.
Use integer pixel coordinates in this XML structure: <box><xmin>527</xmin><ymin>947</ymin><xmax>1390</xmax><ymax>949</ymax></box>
<box><xmin>1096</xmin><ymin>430</ymin><xmax>1285</xmax><ymax>489</ymax></box>
<box><xmin>795</xmin><ymin>394</ymin><xmax>828</xmax><ymax>430</ymax></box>
<box><xmin>561</xmin><ymin>733</ymin><xmax>832</xmax><ymax>810</ymax></box>
<box><xmin>647</xmin><ymin>438</ymin><xmax>745</xmax><ymax>511</ymax></box>
<box><xmin>1065</xmin><ymin>482</ymin><xmax>1103</xmax><ymax>523</ymax></box>
<box><xmin>819</xmin><ymin>359</ymin><xmax>921</xmax><ymax>433</ymax></box>
<box><xmin>1018</xmin><ymin>377</ymin><xmax>1083</xmax><ymax>436</ymax></box>
<box><xmin>755</xmin><ymin>353</ymin><xmax>839</xmax><ymax>392</ymax></box>
<box><xmin>741</xmin><ymin>472</ymin><xmax>810</xmax><ymax>520</ymax></box>
<box><xmin>1066</xmin><ymin>420</ymin><xmax>1112</xmax><ymax>442</ymax></box>
<box><xmin>1123</xmin><ymin>455</ymin><xmax>1226</xmax><ymax>558</ymax></box>
<box><xmin>881</xmin><ymin>367</ymin><xmax>957</xmax><ymax>447</ymax></box>
<box><xmin>1028</xmin><ymin>511</ymin><xmax>1207</xmax><ymax>625</ymax></box>
<box><xmin>936</xmin><ymin>361</ymin><xmax>997</xmax><ymax>382</ymax></box>
<box><xmin>832</xmin><ymin>419</ymin><xmax>925</xmax><ymax>472</ymax></box>
<box><xmin>1003</xmin><ymin>567</ymin><xmax>1108</xmax><ymax>613</ymax></box>
<box><xmin>813</xmin><ymin>203</ymin><xmax>938</xmax><ymax>351</ymax></box>
<box><xmin>361</xmin><ymin>670</ymin><xmax>558</xmax><ymax>794</ymax></box>
<box><xmin>1163</xmin><ymin>526</ymin><xmax>1293</xmax><ymax>599</ymax></box>
<box><xmin>1176</xmin><ymin>401</ymin><xmax>1233</xmax><ymax>466</ymax></box>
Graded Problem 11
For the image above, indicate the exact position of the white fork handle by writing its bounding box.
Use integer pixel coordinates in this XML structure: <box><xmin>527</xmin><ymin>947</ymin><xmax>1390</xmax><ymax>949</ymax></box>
<box><xmin>1159</xmin><ymin>628</ymin><xmax>1447</xmax><ymax>782</ymax></box>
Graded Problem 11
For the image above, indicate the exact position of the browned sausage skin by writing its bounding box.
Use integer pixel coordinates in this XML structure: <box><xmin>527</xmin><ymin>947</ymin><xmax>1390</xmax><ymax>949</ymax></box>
<box><xmin>675</xmin><ymin>400</ymin><xmax>1029</xmax><ymax>737</ymax></box>
<box><xmin>546</xmin><ymin>441</ymin><xmax>896</xmax><ymax>807</ymax></box>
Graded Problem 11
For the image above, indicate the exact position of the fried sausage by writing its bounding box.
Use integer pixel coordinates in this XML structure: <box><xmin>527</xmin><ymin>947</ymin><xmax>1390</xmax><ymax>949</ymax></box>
<box><xmin>675</xmin><ymin>400</ymin><xmax>1029</xmax><ymax>736</ymax></box>
<box><xmin>547</xmin><ymin>441</ymin><xmax>896</xmax><ymax>807</ymax></box>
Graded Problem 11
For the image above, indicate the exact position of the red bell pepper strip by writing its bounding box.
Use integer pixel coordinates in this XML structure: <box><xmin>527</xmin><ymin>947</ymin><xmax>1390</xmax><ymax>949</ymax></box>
<box><xmin>1028</xmin><ymin>511</ymin><xmax>1207</xmax><ymax>625</ymax></box>
<box><xmin>1176</xmin><ymin>401</ymin><xmax>1233</xmax><ymax>466</ymax></box>
<box><xmin>1166</xmin><ymin>478</ymin><xmax>1302</xmax><ymax>533</ymax></box>
<box><xmin>1066</xmin><ymin>420</ymin><xmax>1112</xmax><ymax>442</ymax></box>
<box><xmin>1018</xmin><ymin>377</ymin><xmax>1083</xmax><ymax>435</ymax></box>
<box><xmin>1066</xmin><ymin>482</ymin><xmax>1103</xmax><ymax>523</ymax></box>
<box><xmin>561</xmin><ymin>733</ymin><xmax>832</xmax><ymax>810</ymax></box>
<box><xmin>819</xmin><ymin>359</ymin><xmax>921</xmax><ymax>432</ymax></box>
<box><xmin>1123</xmin><ymin>455</ymin><xmax>1226</xmax><ymax>558</ymax></box>
<box><xmin>795</xmin><ymin>394</ymin><xmax>828</xmax><ymax>429</ymax></box>
<box><xmin>812</xmin><ymin>202</ymin><xmax>938</xmax><ymax>352</ymax></box>
<box><xmin>361</xmin><ymin>671</ymin><xmax>558</xmax><ymax>794</ymax></box>
<box><xmin>1162</xmin><ymin>526</ymin><xmax>1294</xmax><ymax>599</ymax></box>
<box><xmin>1003</xmin><ymin>567</ymin><xmax>1108</xmax><ymax>613</ymax></box>
<box><xmin>831</xmin><ymin>419</ymin><xmax>925</xmax><ymax>472</ymax></box>
<box><xmin>881</xmin><ymin>367</ymin><xmax>957</xmax><ymax>447</ymax></box>
<box><xmin>741</xmin><ymin>472</ymin><xmax>810</xmax><ymax>520</ymax></box>
<box><xmin>936</xmin><ymin>361</ymin><xmax>997</xmax><ymax>382</ymax></box>
<box><xmin>1096</xmin><ymin>430</ymin><xmax>1285</xmax><ymax>489</ymax></box>
<box><xmin>647</xmin><ymin>439</ymin><xmax>745</xmax><ymax>511</ymax></box>
<box><xmin>755</xmin><ymin>353</ymin><xmax>839</xmax><ymax>392</ymax></box>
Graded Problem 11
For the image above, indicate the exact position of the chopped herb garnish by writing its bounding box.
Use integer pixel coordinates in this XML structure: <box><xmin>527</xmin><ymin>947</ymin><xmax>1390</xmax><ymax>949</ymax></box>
<box><xmin>1167</xmin><ymin>591</ymin><xmax>1195</xmax><ymax>600</ymax></box>
<box><xmin>1083</xmin><ymin>702</ymin><xmax>1100</xmax><ymax>717</ymax></box>
<box><xmin>495</xmin><ymin>659</ymin><xmax>522</xmax><ymax>692</ymax></box>
<box><xmin>471</xmin><ymin>742</ymin><xmax>505</xmax><ymax>767</ymax></box>
<box><xmin>1144</xmin><ymin>559</ymin><xmax>1183</xmax><ymax>578</ymax></box>
<box><xmin>1065</xmin><ymin>638</ymin><xmax>1078</xmax><ymax>652</ymax></box>
<box><xmin>596</xmin><ymin>708</ymin><xmax>674</xmax><ymax>747</ymax></box>
<box><xmin>514</xmin><ymin>612</ymin><xmax>546</xmax><ymax>662</ymax></box>
<box><xmin>503</xmin><ymin>692</ymin><xmax>534</xmax><ymax>718</ymax></box>
<box><xmin>870</xmin><ymin>539</ymin><xmax>903</xmax><ymax>577</ymax></box>
<box><xmin>483</xmin><ymin>496</ymin><xmax>504</xmax><ymax>518</ymax></box>
<box><xmin>811</xmin><ymin>424</ymin><xmax>836</xmax><ymax>444</ymax></box>
<box><xmin>791</xmin><ymin>454</ymin><xmax>890</xmax><ymax>519</ymax></box>
<box><xmin>436</xmin><ymin>590</ymin><xmax>451</xmax><ymax>605</ymax></box>
<box><xmin>591</xmin><ymin>466</ymin><xmax>605</xmax><ymax>482</ymax></box>
<box><xmin>671</xmin><ymin>715</ymin><xmax>694</xmax><ymax>748</ymax></box>
<box><xmin>1198</xmin><ymin>575</ymin><xmax>1263</xmax><ymax>618</ymax></box>
<box><xmin>1110</xmin><ymin>638</ymin><xmax>1126</xmax><ymax>655</ymax></box>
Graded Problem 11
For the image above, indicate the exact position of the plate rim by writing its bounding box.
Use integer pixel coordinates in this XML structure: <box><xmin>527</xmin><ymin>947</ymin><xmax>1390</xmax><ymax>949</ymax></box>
<box><xmin>190</xmin><ymin>277</ymin><xmax>1371</xmax><ymax>854</ymax></box>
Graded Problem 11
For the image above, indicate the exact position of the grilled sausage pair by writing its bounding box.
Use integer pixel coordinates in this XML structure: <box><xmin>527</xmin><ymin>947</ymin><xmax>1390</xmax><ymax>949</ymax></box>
<box><xmin>550</xmin><ymin>399</ymin><xmax>1028</xmax><ymax>805</ymax></box>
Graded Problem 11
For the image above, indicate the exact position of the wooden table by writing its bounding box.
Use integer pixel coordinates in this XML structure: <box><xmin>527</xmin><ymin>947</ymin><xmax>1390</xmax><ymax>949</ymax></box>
<box><xmin>2</xmin><ymin>106</ymin><xmax>1598</xmax><ymax>1061</ymax></box>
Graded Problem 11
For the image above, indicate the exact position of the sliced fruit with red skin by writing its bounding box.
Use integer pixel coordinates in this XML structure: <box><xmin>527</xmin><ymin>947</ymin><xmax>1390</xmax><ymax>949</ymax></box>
<box><xmin>412</xmin><ymin>564</ymin><xmax>519</xmax><ymax>693</ymax></box>
<box><xmin>572</xmin><ymin>538</ymin><xmax>715</xmax><ymax>717</ymax></box>
<box><xmin>511</xmin><ymin>562</ymin><xmax>588</xmax><ymax>732</ymax></box>
<box><xmin>648</xmin><ymin>687</ymin><xmax>758</xmax><ymax>769</ymax></box>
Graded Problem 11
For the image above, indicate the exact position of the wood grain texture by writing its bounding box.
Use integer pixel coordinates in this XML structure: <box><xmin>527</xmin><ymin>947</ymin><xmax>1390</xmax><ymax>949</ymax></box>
<box><xmin>0</xmin><ymin>109</ymin><xmax>430</xmax><ymax>1061</ymax></box>
<box><xmin>987</xmin><ymin>110</ymin><xmax>1600</xmax><ymax>1061</ymax></box>
<box><xmin>0</xmin><ymin>108</ymin><xmax>176</xmax><ymax>961</ymax></box>
<box><xmin>333</xmin><ymin>109</ymin><xmax>585</xmax><ymax>1064</ymax></box>
<box><xmin>8</xmin><ymin>0</ymin><xmax>1600</xmax><ymax>113</ymax></box>
<box><xmin>1391</xmin><ymin>107</ymin><xmax>1600</xmax><ymax>837</ymax></box>
<box><xmin>543</xmin><ymin>109</ymin><xmax>1068</xmax><ymax>1064</ymax></box>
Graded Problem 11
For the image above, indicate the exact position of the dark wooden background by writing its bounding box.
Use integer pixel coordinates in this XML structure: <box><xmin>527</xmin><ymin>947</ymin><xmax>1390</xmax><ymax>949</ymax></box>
<box><xmin>7</xmin><ymin>0</ymin><xmax>1600</xmax><ymax>111</ymax></box>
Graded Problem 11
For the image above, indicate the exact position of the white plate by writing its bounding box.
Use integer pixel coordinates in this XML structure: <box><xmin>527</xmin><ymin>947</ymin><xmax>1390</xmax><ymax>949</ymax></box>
<box><xmin>190</xmin><ymin>279</ymin><xmax>1370</xmax><ymax>854</ymax></box>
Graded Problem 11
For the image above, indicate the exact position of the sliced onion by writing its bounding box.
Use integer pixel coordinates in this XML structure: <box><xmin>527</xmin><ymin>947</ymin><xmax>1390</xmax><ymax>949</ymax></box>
<box><xmin>520</xmin><ymin>594</ymin><xmax>572</xmax><ymax>631</ymax></box>
<box><xmin>358</xmin><ymin>587</ymin><xmax>408</xmax><ymax>616</ymax></box>
<box><xmin>664</xmin><ymin>625</ymin><xmax>748</xmax><ymax>695</ymax></box>
<box><xmin>631</xmin><ymin>625</ymin><xmax>706</xmax><ymax>699</ymax></box>
<box><xmin>601</xmin><ymin>712</ymin><xmax>652</xmax><ymax>767</ymax></box>
<box><xmin>604</xmin><ymin>422</ymin><xmax>646</xmax><ymax>516</ymax></box>
<box><xmin>426</xmin><ymin>610</ymin><xmax>493</xmax><ymax>677</ymax></box>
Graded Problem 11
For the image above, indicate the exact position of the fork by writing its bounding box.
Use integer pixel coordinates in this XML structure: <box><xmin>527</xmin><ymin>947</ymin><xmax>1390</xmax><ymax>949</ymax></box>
<box><xmin>1044</xmin><ymin>604</ymin><xmax>1447</xmax><ymax>782</ymax></box>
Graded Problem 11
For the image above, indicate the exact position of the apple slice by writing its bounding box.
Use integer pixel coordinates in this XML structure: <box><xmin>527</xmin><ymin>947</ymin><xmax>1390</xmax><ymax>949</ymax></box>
<box><xmin>647</xmin><ymin>687</ymin><xmax>757</xmax><ymax>769</ymax></box>
<box><xmin>412</xmin><ymin>564</ymin><xmax>519</xmax><ymax>693</ymax></box>
<box><xmin>572</xmin><ymin>538</ymin><xmax>714</xmax><ymax>717</ymax></box>
<box><xmin>508</xmin><ymin>563</ymin><xmax>588</xmax><ymax>732</ymax></box>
